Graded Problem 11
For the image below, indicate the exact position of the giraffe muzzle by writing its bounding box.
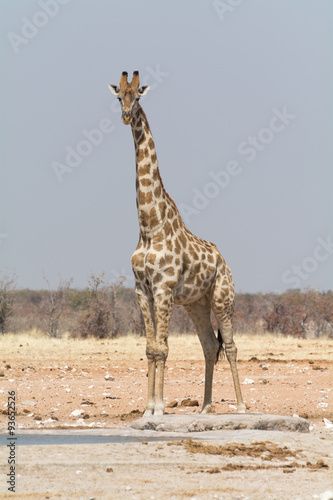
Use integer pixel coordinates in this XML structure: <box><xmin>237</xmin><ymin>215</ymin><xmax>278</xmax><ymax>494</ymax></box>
<box><xmin>122</xmin><ymin>111</ymin><xmax>132</xmax><ymax>125</ymax></box>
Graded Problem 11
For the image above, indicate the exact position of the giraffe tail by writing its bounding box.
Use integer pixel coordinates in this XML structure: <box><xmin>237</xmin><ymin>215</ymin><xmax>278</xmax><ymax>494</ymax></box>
<box><xmin>216</xmin><ymin>329</ymin><xmax>225</xmax><ymax>363</ymax></box>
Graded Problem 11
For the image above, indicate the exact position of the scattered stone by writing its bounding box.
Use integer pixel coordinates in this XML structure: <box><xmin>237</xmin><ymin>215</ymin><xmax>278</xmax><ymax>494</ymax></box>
<box><xmin>70</xmin><ymin>409</ymin><xmax>85</xmax><ymax>417</ymax></box>
<box><xmin>313</xmin><ymin>365</ymin><xmax>326</xmax><ymax>371</ymax></box>
<box><xmin>22</xmin><ymin>400</ymin><xmax>36</xmax><ymax>407</ymax></box>
<box><xmin>104</xmin><ymin>374</ymin><xmax>115</xmax><ymax>381</ymax></box>
<box><xmin>243</xmin><ymin>378</ymin><xmax>255</xmax><ymax>385</ymax></box>
<box><xmin>181</xmin><ymin>399</ymin><xmax>199</xmax><ymax>407</ymax></box>
<box><xmin>313</xmin><ymin>491</ymin><xmax>333</xmax><ymax>500</ymax></box>
<box><xmin>323</xmin><ymin>418</ymin><xmax>333</xmax><ymax>429</ymax></box>
<box><xmin>106</xmin><ymin>468</ymin><xmax>113</xmax><ymax>473</ymax></box>
<box><xmin>5</xmin><ymin>364</ymin><xmax>11</xmax><ymax>369</ymax></box>
<box><xmin>317</xmin><ymin>402</ymin><xmax>328</xmax><ymax>409</ymax></box>
<box><xmin>75</xmin><ymin>418</ymin><xmax>86</xmax><ymax>426</ymax></box>
<box><xmin>43</xmin><ymin>418</ymin><xmax>57</xmax><ymax>424</ymax></box>
<box><xmin>167</xmin><ymin>400</ymin><xmax>178</xmax><ymax>408</ymax></box>
<box><xmin>0</xmin><ymin>371</ymin><xmax>5</xmax><ymax>377</ymax></box>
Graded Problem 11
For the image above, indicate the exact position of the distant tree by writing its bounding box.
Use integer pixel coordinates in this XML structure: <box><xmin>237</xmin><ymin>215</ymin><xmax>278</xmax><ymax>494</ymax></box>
<box><xmin>40</xmin><ymin>275</ymin><xmax>73</xmax><ymax>337</ymax></box>
<box><xmin>71</xmin><ymin>273</ymin><xmax>125</xmax><ymax>339</ymax></box>
<box><xmin>263</xmin><ymin>290</ymin><xmax>310</xmax><ymax>337</ymax></box>
<box><xmin>0</xmin><ymin>270</ymin><xmax>17</xmax><ymax>334</ymax></box>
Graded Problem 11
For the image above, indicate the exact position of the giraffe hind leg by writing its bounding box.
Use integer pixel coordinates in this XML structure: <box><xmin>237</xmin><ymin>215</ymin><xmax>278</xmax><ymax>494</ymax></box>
<box><xmin>184</xmin><ymin>300</ymin><xmax>220</xmax><ymax>414</ymax></box>
<box><xmin>211</xmin><ymin>282</ymin><xmax>246</xmax><ymax>414</ymax></box>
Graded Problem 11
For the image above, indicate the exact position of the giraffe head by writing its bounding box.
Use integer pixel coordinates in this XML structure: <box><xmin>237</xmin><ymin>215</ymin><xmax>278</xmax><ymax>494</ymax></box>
<box><xmin>109</xmin><ymin>71</ymin><xmax>150</xmax><ymax>125</ymax></box>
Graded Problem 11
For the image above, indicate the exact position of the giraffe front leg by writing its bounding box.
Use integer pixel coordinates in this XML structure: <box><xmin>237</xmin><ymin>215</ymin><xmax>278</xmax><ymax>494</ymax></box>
<box><xmin>153</xmin><ymin>294</ymin><xmax>173</xmax><ymax>416</ymax></box>
<box><xmin>135</xmin><ymin>290</ymin><xmax>156</xmax><ymax>416</ymax></box>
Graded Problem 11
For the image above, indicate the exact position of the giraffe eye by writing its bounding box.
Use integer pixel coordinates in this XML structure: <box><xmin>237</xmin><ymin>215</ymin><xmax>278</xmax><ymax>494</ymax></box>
<box><xmin>117</xmin><ymin>97</ymin><xmax>121</xmax><ymax>101</ymax></box>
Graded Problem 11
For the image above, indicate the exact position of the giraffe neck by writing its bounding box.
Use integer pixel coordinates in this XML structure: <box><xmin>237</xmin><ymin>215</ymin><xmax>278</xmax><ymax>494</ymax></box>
<box><xmin>131</xmin><ymin>105</ymin><xmax>168</xmax><ymax>234</ymax></box>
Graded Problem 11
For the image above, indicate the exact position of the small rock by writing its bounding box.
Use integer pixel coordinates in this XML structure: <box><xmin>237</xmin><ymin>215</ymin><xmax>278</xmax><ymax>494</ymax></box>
<box><xmin>104</xmin><ymin>374</ymin><xmax>115</xmax><ymax>381</ymax></box>
<box><xmin>323</xmin><ymin>418</ymin><xmax>333</xmax><ymax>429</ymax></box>
<box><xmin>22</xmin><ymin>399</ymin><xmax>36</xmax><ymax>406</ymax></box>
<box><xmin>43</xmin><ymin>418</ymin><xmax>57</xmax><ymax>424</ymax></box>
<box><xmin>81</xmin><ymin>400</ymin><xmax>95</xmax><ymax>406</ymax></box>
<box><xmin>0</xmin><ymin>371</ymin><xmax>5</xmax><ymax>377</ymax></box>
<box><xmin>181</xmin><ymin>399</ymin><xmax>199</xmax><ymax>407</ymax></box>
<box><xmin>313</xmin><ymin>491</ymin><xmax>333</xmax><ymax>500</ymax></box>
<box><xmin>70</xmin><ymin>409</ymin><xmax>85</xmax><ymax>417</ymax></box>
<box><xmin>243</xmin><ymin>378</ymin><xmax>255</xmax><ymax>385</ymax></box>
<box><xmin>167</xmin><ymin>400</ymin><xmax>178</xmax><ymax>408</ymax></box>
<box><xmin>317</xmin><ymin>402</ymin><xmax>328</xmax><ymax>409</ymax></box>
<box><xmin>106</xmin><ymin>468</ymin><xmax>113</xmax><ymax>473</ymax></box>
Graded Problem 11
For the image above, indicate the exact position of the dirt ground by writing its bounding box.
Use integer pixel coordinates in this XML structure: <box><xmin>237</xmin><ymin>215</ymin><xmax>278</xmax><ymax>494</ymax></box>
<box><xmin>0</xmin><ymin>332</ymin><xmax>332</xmax><ymax>499</ymax></box>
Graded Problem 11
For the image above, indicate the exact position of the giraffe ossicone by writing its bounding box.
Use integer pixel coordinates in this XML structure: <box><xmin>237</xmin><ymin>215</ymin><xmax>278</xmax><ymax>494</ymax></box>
<box><xmin>109</xmin><ymin>70</ymin><xmax>246</xmax><ymax>416</ymax></box>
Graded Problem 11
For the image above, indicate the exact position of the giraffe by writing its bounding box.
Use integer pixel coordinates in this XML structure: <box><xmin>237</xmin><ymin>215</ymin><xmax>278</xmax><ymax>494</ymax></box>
<box><xmin>109</xmin><ymin>71</ymin><xmax>246</xmax><ymax>416</ymax></box>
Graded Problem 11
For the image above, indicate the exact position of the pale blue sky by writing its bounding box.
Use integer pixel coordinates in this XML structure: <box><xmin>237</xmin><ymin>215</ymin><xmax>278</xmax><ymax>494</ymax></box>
<box><xmin>0</xmin><ymin>0</ymin><xmax>332</xmax><ymax>292</ymax></box>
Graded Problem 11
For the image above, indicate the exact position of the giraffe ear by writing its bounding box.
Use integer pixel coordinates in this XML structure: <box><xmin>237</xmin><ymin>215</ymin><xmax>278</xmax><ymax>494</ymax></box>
<box><xmin>109</xmin><ymin>84</ymin><xmax>120</xmax><ymax>96</ymax></box>
<box><xmin>138</xmin><ymin>85</ymin><xmax>150</xmax><ymax>97</ymax></box>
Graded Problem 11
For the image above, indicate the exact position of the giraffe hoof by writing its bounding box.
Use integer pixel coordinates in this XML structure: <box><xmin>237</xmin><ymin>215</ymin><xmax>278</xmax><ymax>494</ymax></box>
<box><xmin>200</xmin><ymin>404</ymin><xmax>212</xmax><ymax>414</ymax></box>
<box><xmin>237</xmin><ymin>404</ymin><xmax>247</xmax><ymax>414</ymax></box>
<box><xmin>143</xmin><ymin>408</ymin><xmax>153</xmax><ymax>417</ymax></box>
<box><xmin>153</xmin><ymin>404</ymin><xmax>165</xmax><ymax>416</ymax></box>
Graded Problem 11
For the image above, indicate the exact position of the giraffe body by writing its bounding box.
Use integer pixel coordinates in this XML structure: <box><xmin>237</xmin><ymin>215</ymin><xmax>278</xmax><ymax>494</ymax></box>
<box><xmin>109</xmin><ymin>71</ymin><xmax>246</xmax><ymax>416</ymax></box>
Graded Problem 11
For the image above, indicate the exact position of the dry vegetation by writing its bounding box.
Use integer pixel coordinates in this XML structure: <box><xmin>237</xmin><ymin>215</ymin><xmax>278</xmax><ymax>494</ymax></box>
<box><xmin>1</xmin><ymin>271</ymin><xmax>332</xmax><ymax>339</ymax></box>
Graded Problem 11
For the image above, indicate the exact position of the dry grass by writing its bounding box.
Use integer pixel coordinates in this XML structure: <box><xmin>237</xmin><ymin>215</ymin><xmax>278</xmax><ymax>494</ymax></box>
<box><xmin>1</xmin><ymin>330</ymin><xmax>333</xmax><ymax>365</ymax></box>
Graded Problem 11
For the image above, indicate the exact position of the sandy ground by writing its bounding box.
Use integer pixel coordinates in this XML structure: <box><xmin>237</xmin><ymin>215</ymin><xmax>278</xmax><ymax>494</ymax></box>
<box><xmin>0</xmin><ymin>332</ymin><xmax>332</xmax><ymax>499</ymax></box>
